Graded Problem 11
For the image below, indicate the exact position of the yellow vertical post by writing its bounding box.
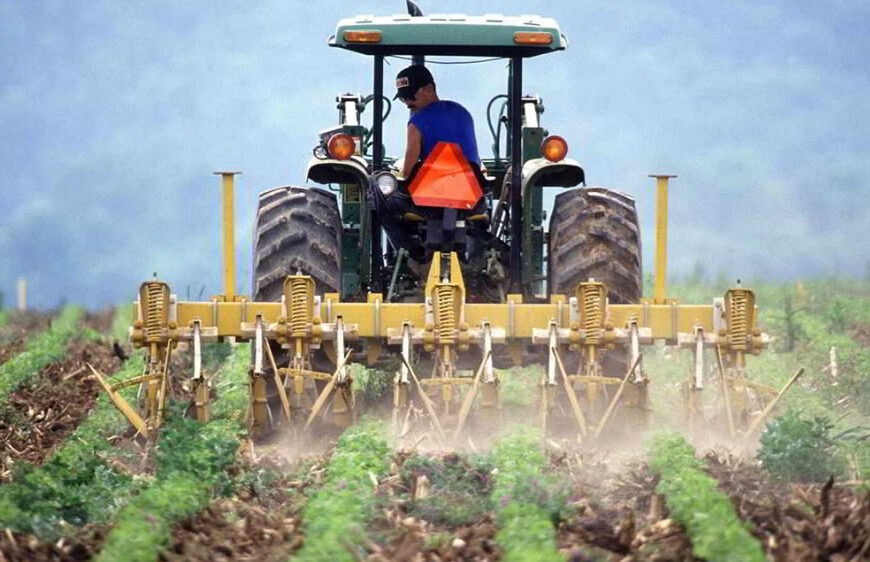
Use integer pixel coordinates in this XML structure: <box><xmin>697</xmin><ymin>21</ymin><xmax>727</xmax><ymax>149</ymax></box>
<box><xmin>214</xmin><ymin>171</ymin><xmax>241</xmax><ymax>301</ymax></box>
<box><xmin>649</xmin><ymin>174</ymin><xmax>677</xmax><ymax>304</ymax></box>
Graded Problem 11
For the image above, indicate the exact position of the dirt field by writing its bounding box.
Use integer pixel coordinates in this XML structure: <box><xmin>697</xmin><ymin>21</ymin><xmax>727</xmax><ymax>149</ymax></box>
<box><xmin>0</xmin><ymin>306</ymin><xmax>868</xmax><ymax>561</ymax></box>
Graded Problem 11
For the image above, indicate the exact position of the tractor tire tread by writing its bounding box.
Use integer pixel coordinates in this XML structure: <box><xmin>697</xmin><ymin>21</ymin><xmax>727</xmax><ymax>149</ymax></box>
<box><xmin>548</xmin><ymin>187</ymin><xmax>643</xmax><ymax>305</ymax></box>
<box><xmin>253</xmin><ymin>185</ymin><xmax>341</xmax><ymax>303</ymax></box>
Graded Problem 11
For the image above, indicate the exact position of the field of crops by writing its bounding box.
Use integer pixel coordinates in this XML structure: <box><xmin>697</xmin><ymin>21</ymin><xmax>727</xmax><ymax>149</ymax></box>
<box><xmin>0</xmin><ymin>279</ymin><xmax>868</xmax><ymax>561</ymax></box>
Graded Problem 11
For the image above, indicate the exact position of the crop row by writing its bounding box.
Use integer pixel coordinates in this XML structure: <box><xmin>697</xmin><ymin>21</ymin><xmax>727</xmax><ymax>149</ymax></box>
<box><xmin>489</xmin><ymin>429</ymin><xmax>563</xmax><ymax>562</ymax></box>
<box><xmin>0</xmin><ymin>350</ymin><xmax>145</xmax><ymax>537</ymax></box>
<box><xmin>650</xmin><ymin>434</ymin><xmax>765</xmax><ymax>562</ymax></box>
<box><xmin>0</xmin><ymin>306</ymin><xmax>82</xmax><ymax>402</ymax></box>
<box><xmin>96</xmin><ymin>343</ymin><xmax>250</xmax><ymax>562</ymax></box>
<box><xmin>295</xmin><ymin>420</ymin><xmax>391</xmax><ymax>561</ymax></box>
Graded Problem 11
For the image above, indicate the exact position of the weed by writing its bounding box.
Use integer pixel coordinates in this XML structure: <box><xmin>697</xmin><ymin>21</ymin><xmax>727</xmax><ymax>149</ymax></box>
<box><xmin>400</xmin><ymin>453</ymin><xmax>493</xmax><ymax>526</ymax></box>
<box><xmin>757</xmin><ymin>410</ymin><xmax>847</xmax><ymax>482</ymax></box>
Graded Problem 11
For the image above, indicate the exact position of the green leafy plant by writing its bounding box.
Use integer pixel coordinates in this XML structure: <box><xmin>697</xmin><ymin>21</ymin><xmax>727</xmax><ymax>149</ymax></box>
<box><xmin>498</xmin><ymin>366</ymin><xmax>540</xmax><ymax>407</ymax></box>
<box><xmin>95</xmin><ymin>344</ymin><xmax>249</xmax><ymax>562</ymax></box>
<box><xmin>826</xmin><ymin>297</ymin><xmax>851</xmax><ymax>334</ymax></box>
<box><xmin>202</xmin><ymin>341</ymin><xmax>233</xmax><ymax>371</ymax></box>
<box><xmin>767</xmin><ymin>291</ymin><xmax>807</xmax><ymax>352</ymax></box>
<box><xmin>0</xmin><ymin>352</ymin><xmax>146</xmax><ymax>538</ymax></box>
<box><xmin>0</xmin><ymin>306</ymin><xmax>82</xmax><ymax>402</ymax></box>
<box><xmin>295</xmin><ymin>420</ymin><xmax>390</xmax><ymax>562</ymax></box>
<box><xmin>488</xmin><ymin>427</ymin><xmax>563</xmax><ymax>562</ymax></box>
<box><xmin>650</xmin><ymin>434</ymin><xmax>765</xmax><ymax>562</ymax></box>
<box><xmin>350</xmin><ymin>363</ymin><xmax>392</xmax><ymax>408</ymax></box>
<box><xmin>96</xmin><ymin>472</ymin><xmax>211</xmax><ymax>562</ymax></box>
<box><xmin>757</xmin><ymin>410</ymin><xmax>848</xmax><ymax>482</ymax></box>
<box><xmin>400</xmin><ymin>453</ymin><xmax>492</xmax><ymax>526</ymax></box>
<box><xmin>109</xmin><ymin>303</ymin><xmax>135</xmax><ymax>343</ymax></box>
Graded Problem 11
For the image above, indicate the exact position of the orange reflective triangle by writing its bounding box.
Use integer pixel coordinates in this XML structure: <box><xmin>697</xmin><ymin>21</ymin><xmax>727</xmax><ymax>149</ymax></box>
<box><xmin>408</xmin><ymin>142</ymin><xmax>483</xmax><ymax>210</ymax></box>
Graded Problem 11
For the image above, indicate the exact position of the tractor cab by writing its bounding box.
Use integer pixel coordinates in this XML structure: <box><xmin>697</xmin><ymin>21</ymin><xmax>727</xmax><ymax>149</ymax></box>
<box><xmin>306</xmin><ymin>10</ymin><xmax>585</xmax><ymax>301</ymax></box>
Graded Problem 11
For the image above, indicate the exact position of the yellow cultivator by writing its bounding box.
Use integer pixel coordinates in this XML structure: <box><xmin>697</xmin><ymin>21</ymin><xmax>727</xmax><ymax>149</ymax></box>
<box><xmin>103</xmin><ymin>172</ymin><xmax>792</xmax><ymax>444</ymax></box>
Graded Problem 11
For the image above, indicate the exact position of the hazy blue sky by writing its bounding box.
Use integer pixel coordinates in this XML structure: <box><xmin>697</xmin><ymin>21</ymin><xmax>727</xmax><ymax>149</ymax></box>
<box><xmin>1</xmin><ymin>1</ymin><xmax>868</xmax><ymax>309</ymax></box>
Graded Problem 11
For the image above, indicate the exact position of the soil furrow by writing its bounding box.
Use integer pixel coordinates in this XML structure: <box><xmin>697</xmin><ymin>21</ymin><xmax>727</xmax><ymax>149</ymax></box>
<box><xmin>0</xmin><ymin>338</ymin><xmax>121</xmax><ymax>481</ymax></box>
<box><xmin>707</xmin><ymin>454</ymin><xmax>870</xmax><ymax>561</ymax></box>
<box><xmin>555</xmin><ymin>456</ymin><xmax>695</xmax><ymax>561</ymax></box>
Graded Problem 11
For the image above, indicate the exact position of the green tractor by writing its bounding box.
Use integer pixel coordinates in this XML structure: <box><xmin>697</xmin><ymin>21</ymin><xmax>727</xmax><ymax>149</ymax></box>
<box><xmin>247</xmin><ymin>6</ymin><xmax>644</xmax><ymax>433</ymax></box>
<box><xmin>252</xmin><ymin>7</ymin><xmax>642</xmax><ymax>332</ymax></box>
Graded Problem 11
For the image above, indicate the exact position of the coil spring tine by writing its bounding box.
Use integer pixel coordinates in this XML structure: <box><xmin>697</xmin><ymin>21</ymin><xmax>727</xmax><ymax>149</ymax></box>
<box><xmin>145</xmin><ymin>283</ymin><xmax>166</xmax><ymax>340</ymax></box>
<box><xmin>436</xmin><ymin>285</ymin><xmax>456</xmax><ymax>344</ymax></box>
<box><xmin>581</xmin><ymin>285</ymin><xmax>603</xmax><ymax>345</ymax></box>
<box><xmin>728</xmin><ymin>290</ymin><xmax>748</xmax><ymax>350</ymax></box>
<box><xmin>289</xmin><ymin>278</ymin><xmax>310</xmax><ymax>336</ymax></box>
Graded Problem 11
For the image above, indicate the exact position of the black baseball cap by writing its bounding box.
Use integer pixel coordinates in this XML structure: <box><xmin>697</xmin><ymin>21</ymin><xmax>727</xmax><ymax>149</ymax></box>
<box><xmin>394</xmin><ymin>65</ymin><xmax>434</xmax><ymax>100</ymax></box>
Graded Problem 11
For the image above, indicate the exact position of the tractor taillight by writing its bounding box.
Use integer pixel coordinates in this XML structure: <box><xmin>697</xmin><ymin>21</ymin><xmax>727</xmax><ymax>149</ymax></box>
<box><xmin>514</xmin><ymin>32</ymin><xmax>553</xmax><ymax>45</ymax></box>
<box><xmin>327</xmin><ymin>133</ymin><xmax>355</xmax><ymax>160</ymax></box>
<box><xmin>344</xmin><ymin>30</ymin><xmax>382</xmax><ymax>43</ymax></box>
<box><xmin>541</xmin><ymin>135</ymin><xmax>568</xmax><ymax>162</ymax></box>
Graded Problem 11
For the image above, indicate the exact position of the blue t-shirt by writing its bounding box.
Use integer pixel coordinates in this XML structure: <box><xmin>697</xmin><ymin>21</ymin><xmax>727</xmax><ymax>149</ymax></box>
<box><xmin>409</xmin><ymin>100</ymin><xmax>480</xmax><ymax>165</ymax></box>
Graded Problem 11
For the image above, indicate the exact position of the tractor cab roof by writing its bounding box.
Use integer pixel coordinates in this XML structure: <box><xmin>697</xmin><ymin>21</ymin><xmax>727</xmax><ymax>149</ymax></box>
<box><xmin>330</xmin><ymin>13</ymin><xmax>567</xmax><ymax>57</ymax></box>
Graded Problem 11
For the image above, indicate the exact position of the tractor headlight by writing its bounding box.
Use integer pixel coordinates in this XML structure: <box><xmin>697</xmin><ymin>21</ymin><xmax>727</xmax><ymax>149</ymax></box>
<box><xmin>374</xmin><ymin>171</ymin><xmax>398</xmax><ymax>197</ymax></box>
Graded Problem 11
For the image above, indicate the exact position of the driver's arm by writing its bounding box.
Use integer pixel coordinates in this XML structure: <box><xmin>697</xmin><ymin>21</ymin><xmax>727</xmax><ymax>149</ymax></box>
<box><xmin>401</xmin><ymin>123</ymin><xmax>422</xmax><ymax>178</ymax></box>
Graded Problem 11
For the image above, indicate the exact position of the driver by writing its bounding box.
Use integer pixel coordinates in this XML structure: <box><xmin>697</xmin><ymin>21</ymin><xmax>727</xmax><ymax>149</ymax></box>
<box><xmin>394</xmin><ymin>65</ymin><xmax>480</xmax><ymax>177</ymax></box>
<box><xmin>371</xmin><ymin>65</ymin><xmax>482</xmax><ymax>266</ymax></box>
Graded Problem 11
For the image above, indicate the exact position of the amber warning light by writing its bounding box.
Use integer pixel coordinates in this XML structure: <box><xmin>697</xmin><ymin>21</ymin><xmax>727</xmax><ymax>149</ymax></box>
<box><xmin>327</xmin><ymin>133</ymin><xmax>355</xmax><ymax>160</ymax></box>
<box><xmin>344</xmin><ymin>30</ymin><xmax>383</xmax><ymax>43</ymax></box>
<box><xmin>541</xmin><ymin>135</ymin><xmax>568</xmax><ymax>162</ymax></box>
<box><xmin>514</xmin><ymin>32</ymin><xmax>553</xmax><ymax>45</ymax></box>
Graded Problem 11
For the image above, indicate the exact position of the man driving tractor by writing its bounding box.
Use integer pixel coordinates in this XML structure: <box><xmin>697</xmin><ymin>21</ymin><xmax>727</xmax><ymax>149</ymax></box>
<box><xmin>394</xmin><ymin>64</ymin><xmax>480</xmax><ymax>177</ymax></box>
<box><xmin>373</xmin><ymin>64</ymin><xmax>485</xmax><ymax>267</ymax></box>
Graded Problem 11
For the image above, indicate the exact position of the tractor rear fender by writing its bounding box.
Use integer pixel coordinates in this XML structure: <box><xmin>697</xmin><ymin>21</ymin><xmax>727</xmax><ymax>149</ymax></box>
<box><xmin>520</xmin><ymin>157</ymin><xmax>585</xmax><ymax>194</ymax></box>
<box><xmin>306</xmin><ymin>156</ymin><xmax>370</xmax><ymax>188</ymax></box>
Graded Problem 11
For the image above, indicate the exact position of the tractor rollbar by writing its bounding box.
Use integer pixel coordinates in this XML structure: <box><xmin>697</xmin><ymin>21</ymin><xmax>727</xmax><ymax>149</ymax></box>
<box><xmin>371</xmin><ymin>54</ymin><xmax>385</xmax><ymax>291</ymax></box>
<box><xmin>509</xmin><ymin>56</ymin><xmax>523</xmax><ymax>291</ymax></box>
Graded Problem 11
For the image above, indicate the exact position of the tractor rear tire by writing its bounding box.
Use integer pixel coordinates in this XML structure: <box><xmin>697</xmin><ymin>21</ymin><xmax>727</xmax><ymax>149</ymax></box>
<box><xmin>548</xmin><ymin>187</ymin><xmax>642</xmax><ymax>382</ymax></box>
<box><xmin>252</xmin><ymin>185</ymin><xmax>342</xmax><ymax>300</ymax></box>
<box><xmin>548</xmin><ymin>186</ymin><xmax>642</xmax><ymax>304</ymax></box>
<box><xmin>251</xmin><ymin>186</ymin><xmax>342</xmax><ymax>432</ymax></box>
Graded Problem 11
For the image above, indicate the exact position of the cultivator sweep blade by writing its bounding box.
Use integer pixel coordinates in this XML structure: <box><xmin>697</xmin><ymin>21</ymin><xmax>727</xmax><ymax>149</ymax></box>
<box><xmin>107</xmin><ymin>249</ymin><xmax>785</xmax><ymax>444</ymax></box>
